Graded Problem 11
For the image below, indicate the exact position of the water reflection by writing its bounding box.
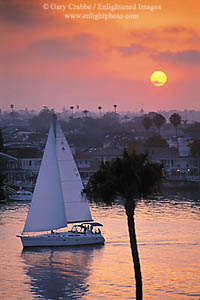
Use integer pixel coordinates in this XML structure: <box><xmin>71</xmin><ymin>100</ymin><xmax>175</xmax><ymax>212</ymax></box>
<box><xmin>0</xmin><ymin>200</ymin><xmax>29</xmax><ymax>213</ymax></box>
<box><xmin>0</xmin><ymin>193</ymin><xmax>199</xmax><ymax>300</ymax></box>
<box><xmin>22</xmin><ymin>246</ymin><xmax>104</xmax><ymax>300</ymax></box>
<box><xmin>161</xmin><ymin>185</ymin><xmax>200</xmax><ymax>203</ymax></box>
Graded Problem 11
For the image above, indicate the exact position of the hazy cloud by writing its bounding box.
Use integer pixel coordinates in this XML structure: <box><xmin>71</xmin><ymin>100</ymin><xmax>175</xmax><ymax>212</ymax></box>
<box><xmin>113</xmin><ymin>43</ymin><xmax>146</xmax><ymax>56</ymax></box>
<box><xmin>130</xmin><ymin>26</ymin><xmax>200</xmax><ymax>45</ymax></box>
<box><xmin>160</xmin><ymin>26</ymin><xmax>196</xmax><ymax>35</ymax></box>
<box><xmin>152</xmin><ymin>50</ymin><xmax>200</xmax><ymax>66</ymax></box>
<box><xmin>27</xmin><ymin>34</ymin><xmax>96</xmax><ymax>60</ymax></box>
<box><xmin>0</xmin><ymin>0</ymin><xmax>50</xmax><ymax>26</ymax></box>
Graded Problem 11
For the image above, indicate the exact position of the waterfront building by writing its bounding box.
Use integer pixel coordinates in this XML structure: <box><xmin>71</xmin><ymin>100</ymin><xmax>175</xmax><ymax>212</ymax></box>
<box><xmin>1</xmin><ymin>144</ymin><xmax>200</xmax><ymax>188</ymax></box>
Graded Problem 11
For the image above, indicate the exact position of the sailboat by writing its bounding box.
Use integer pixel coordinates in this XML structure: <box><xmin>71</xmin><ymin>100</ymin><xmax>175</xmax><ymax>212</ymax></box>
<box><xmin>17</xmin><ymin>116</ymin><xmax>105</xmax><ymax>247</ymax></box>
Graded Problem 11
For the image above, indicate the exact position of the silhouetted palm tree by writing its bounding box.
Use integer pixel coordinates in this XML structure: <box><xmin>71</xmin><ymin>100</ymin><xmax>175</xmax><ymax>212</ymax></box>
<box><xmin>83</xmin><ymin>109</ymin><xmax>89</xmax><ymax>118</ymax></box>
<box><xmin>153</xmin><ymin>113</ymin><xmax>166</xmax><ymax>134</ymax></box>
<box><xmin>10</xmin><ymin>104</ymin><xmax>14</xmax><ymax>112</ymax></box>
<box><xmin>142</xmin><ymin>117</ymin><xmax>152</xmax><ymax>131</ymax></box>
<box><xmin>98</xmin><ymin>106</ymin><xmax>102</xmax><ymax>117</ymax></box>
<box><xmin>113</xmin><ymin>104</ymin><xmax>117</xmax><ymax>113</ymax></box>
<box><xmin>70</xmin><ymin>106</ymin><xmax>74</xmax><ymax>117</ymax></box>
<box><xmin>169</xmin><ymin>113</ymin><xmax>181</xmax><ymax>139</ymax></box>
<box><xmin>86</xmin><ymin>149</ymin><xmax>163</xmax><ymax>300</ymax></box>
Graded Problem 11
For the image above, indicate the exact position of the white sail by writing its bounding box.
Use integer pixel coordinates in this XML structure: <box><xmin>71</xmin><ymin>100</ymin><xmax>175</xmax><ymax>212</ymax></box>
<box><xmin>23</xmin><ymin>124</ymin><xmax>67</xmax><ymax>232</ymax></box>
<box><xmin>55</xmin><ymin>121</ymin><xmax>93</xmax><ymax>223</ymax></box>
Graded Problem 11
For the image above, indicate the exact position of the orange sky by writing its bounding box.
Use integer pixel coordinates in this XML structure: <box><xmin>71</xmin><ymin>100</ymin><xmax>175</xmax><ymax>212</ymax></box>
<box><xmin>0</xmin><ymin>0</ymin><xmax>200</xmax><ymax>112</ymax></box>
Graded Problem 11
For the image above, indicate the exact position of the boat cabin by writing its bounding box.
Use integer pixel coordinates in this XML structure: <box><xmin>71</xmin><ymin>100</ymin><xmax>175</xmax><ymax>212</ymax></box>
<box><xmin>71</xmin><ymin>222</ymin><xmax>103</xmax><ymax>234</ymax></box>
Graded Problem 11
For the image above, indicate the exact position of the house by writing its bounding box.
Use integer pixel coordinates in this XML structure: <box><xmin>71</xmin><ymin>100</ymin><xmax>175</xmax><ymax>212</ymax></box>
<box><xmin>136</xmin><ymin>140</ymin><xmax>200</xmax><ymax>182</ymax></box>
<box><xmin>0</xmin><ymin>148</ymin><xmax>123</xmax><ymax>188</ymax></box>
<box><xmin>152</xmin><ymin>153</ymin><xmax>200</xmax><ymax>182</ymax></box>
<box><xmin>0</xmin><ymin>152</ymin><xmax>41</xmax><ymax>188</ymax></box>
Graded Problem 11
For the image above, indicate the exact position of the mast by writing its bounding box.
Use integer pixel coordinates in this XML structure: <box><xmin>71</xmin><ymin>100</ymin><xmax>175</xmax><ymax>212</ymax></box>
<box><xmin>52</xmin><ymin>113</ymin><xmax>57</xmax><ymax>138</ymax></box>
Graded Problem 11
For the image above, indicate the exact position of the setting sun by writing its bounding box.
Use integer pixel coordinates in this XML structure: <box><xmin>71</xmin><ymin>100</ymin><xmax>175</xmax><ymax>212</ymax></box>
<box><xmin>151</xmin><ymin>71</ymin><xmax>167</xmax><ymax>87</ymax></box>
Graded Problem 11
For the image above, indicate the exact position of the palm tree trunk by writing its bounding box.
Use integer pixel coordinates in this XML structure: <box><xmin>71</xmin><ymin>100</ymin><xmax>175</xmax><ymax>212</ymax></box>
<box><xmin>125</xmin><ymin>201</ymin><xmax>143</xmax><ymax>300</ymax></box>
<box><xmin>176</xmin><ymin>126</ymin><xmax>178</xmax><ymax>148</ymax></box>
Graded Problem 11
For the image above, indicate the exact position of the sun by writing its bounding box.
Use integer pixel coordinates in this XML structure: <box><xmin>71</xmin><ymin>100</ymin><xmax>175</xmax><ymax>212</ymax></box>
<box><xmin>151</xmin><ymin>71</ymin><xmax>167</xmax><ymax>87</ymax></box>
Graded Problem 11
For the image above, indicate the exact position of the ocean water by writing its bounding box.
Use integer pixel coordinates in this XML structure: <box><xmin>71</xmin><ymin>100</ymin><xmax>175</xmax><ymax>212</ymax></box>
<box><xmin>0</xmin><ymin>191</ymin><xmax>199</xmax><ymax>299</ymax></box>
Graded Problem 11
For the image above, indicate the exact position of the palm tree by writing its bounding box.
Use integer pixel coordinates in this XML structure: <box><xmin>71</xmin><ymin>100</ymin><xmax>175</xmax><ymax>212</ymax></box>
<box><xmin>10</xmin><ymin>104</ymin><xmax>14</xmax><ymax>112</ymax></box>
<box><xmin>153</xmin><ymin>113</ymin><xmax>166</xmax><ymax>134</ymax></box>
<box><xmin>70</xmin><ymin>106</ymin><xmax>74</xmax><ymax>117</ymax></box>
<box><xmin>113</xmin><ymin>104</ymin><xmax>117</xmax><ymax>113</ymax></box>
<box><xmin>0</xmin><ymin>129</ymin><xmax>4</xmax><ymax>152</ymax></box>
<box><xmin>169</xmin><ymin>113</ymin><xmax>181</xmax><ymax>139</ymax></box>
<box><xmin>98</xmin><ymin>106</ymin><xmax>102</xmax><ymax>117</ymax></box>
<box><xmin>83</xmin><ymin>109</ymin><xmax>89</xmax><ymax>118</ymax></box>
<box><xmin>190</xmin><ymin>139</ymin><xmax>200</xmax><ymax>156</ymax></box>
<box><xmin>142</xmin><ymin>117</ymin><xmax>152</xmax><ymax>131</ymax></box>
<box><xmin>86</xmin><ymin>149</ymin><xmax>163</xmax><ymax>300</ymax></box>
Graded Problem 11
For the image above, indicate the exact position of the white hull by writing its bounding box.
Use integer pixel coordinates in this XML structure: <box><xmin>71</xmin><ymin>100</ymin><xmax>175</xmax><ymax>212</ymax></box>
<box><xmin>8</xmin><ymin>189</ymin><xmax>32</xmax><ymax>201</ymax></box>
<box><xmin>18</xmin><ymin>231</ymin><xmax>105</xmax><ymax>248</ymax></box>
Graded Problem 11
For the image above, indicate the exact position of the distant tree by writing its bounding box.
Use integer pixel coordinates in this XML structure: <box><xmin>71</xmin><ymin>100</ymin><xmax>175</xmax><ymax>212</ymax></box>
<box><xmin>102</xmin><ymin>112</ymin><xmax>120</xmax><ymax>123</ymax></box>
<box><xmin>67</xmin><ymin>117</ymin><xmax>83</xmax><ymax>131</ymax></box>
<box><xmin>183</xmin><ymin>122</ymin><xmax>200</xmax><ymax>138</ymax></box>
<box><xmin>142</xmin><ymin>117</ymin><xmax>152</xmax><ymax>131</ymax></box>
<box><xmin>144</xmin><ymin>135</ymin><xmax>168</xmax><ymax>148</ymax></box>
<box><xmin>98</xmin><ymin>106</ymin><xmax>102</xmax><ymax>117</ymax></box>
<box><xmin>0</xmin><ymin>129</ymin><xmax>4</xmax><ymax>152</ymax></box>
<box><xmin>86</xmin><ymin>149</ymin><xmax>163</xmax><ymax>300</ymax></box>
<box><xmin>189</xmin><ymin>139</ymin><xmax>200</xmax><ymax>156</ymax></box>
<box><xmin>10</xmin><ymin>104</ymin><xmax>14</xmax><ymax>112</ymax></box>
<box><xmin>83</xmin><ymin>110</ymin><xmax>89</xmax><ymax>118</ymax></box>
<box><xmin>70</xmin><ymin>106</ymin><xmax>74</xmax><ymax>117</ymax></box>
<box><xmin>113</xmin><ymin>104</ymin><xmax>118</xmax><ymax>113</ymax></box>
<box><xmin>122</xmin><ymin>115</ymin><xmax>129</xmax><ymax>121</ymax></box>
<box><xmin>153</xmin><ymin>114</ymin><xmax>166</xmax><ymax>134</ymax></box>
<box><xmin>169</xmin><ymin>113</ymin><xmax>181</xmax><ymax>138</ymax></box>
<box><xmin>100</xmin><ymin>112</ymin><xmax>121</xmax><ymax>136</ymax></box>
<box><xmin>29</xmin><ymin>106</ymin><xmax>53</xmax><ymax>132</ymax></box>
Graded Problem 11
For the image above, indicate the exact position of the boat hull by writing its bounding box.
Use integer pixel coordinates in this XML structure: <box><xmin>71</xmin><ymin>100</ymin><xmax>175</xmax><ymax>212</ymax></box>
<box><xmin>18</xmin><ymin>232</ymin><xmax>105</xmax><ymax>248</ymax></box>
<box><xmin>8</xmin><ymin>195</ymin><xmax>32</xmax><ymax>201</ymax></box>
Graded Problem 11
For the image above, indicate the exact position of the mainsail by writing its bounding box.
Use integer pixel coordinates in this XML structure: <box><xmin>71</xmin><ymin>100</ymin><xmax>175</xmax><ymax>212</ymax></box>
<box><xmin>55</xmin><ymin>121</ymin><xmax>93</xmax><ymax>223</ymax></box>
<box><xmin>23</xmin><ymin>119</ymin><xmax>92</xmax><ymax>233</ymax></box>
<box><xmin>23</xmin><ymin>123</ymin><xmax>66</xmax><ymax>232</ymax></box>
